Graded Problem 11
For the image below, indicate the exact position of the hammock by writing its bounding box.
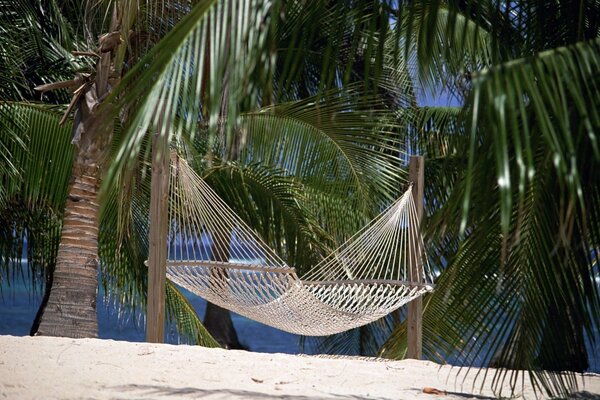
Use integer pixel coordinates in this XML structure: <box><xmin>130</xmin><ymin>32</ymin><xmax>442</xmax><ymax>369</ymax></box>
<box><xmin>165</xmin><ymin>156</ymin><xmax>434</xmax><ymax>336</ymax></box>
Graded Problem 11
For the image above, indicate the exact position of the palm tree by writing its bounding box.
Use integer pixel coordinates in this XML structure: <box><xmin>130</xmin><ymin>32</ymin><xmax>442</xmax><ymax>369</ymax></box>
<box><xmin>4</xmin><ymin>0</ymin><xmax>597</xmax><ymax>397</ymax></box>
<box><xmin>0</xmin><ymin>0</ymin><xmax>226</xmax><ymax>340</ymax></box>
<box><xmin>0</xmin><ymin>0</ymin><xmax>193</xmax><ymax>338</ymax></box>
<box><xmin>102</xmin><ymin>0</ymin><xmax>420</xmax><ymax>347</ymax></box>
<box><xmin>280</xmin><ymin>2</ymin><xmax>599</xmax><ymax>397</ymax></box>
<box><xmin>0</xmin><ymin>0</ymin><xmax>415</xmax><ymax>345</ymax></box>
<box><xmin>371</xmin><ymin>1</ymin><xmax>600</xmax><ymax>397</ymax></box>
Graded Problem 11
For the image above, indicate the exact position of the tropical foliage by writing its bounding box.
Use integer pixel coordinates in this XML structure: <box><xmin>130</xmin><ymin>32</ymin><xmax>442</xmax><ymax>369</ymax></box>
<box><xmin>0</xmin><ymin>0</ymin><xmax>412</xmax><ymax>342</ymax></box>
<box><xmin>375</xmin><ymin>1</ymin><xmax>600</xmax><ymax>398</ymax></box>
<box><xmin>1</xmin><ymin>0</ymin><xmax>599</xmax><ymax>398</ymax></box>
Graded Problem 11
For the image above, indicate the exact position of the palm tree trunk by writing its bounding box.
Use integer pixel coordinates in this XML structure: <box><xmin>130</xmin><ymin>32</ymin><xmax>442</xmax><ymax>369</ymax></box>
<box><xmin>33</xmin><ymin>166</ymin><xmax>101</xmax><ymax>337</ymax></box>
<box><xmin>32</xmin><ymin>5</ymin><xmax>121</xmax><ymax>335</ymax></box>
<box><xmin>33</xmin><ymin>91</ymin><xmax>114</xmax><ymax>337</ymax></box>
<box><xmin>203</xmin><ymin>302</ymin><xmax>245</xmax><ymax>349</ymax></box>
<box><xmin>203</xmin><ymin>227</ymin><xmax>245</xmax><ymax>349</ymax></box>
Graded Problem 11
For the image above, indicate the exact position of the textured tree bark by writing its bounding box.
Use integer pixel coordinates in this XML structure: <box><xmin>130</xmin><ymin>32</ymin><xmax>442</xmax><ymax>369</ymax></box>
<box><xmin>33</xmin><ymin>171</ymin><xmax>100</xmax><ymax>336</ymax></box>
<box><xmin>33</xmin><ymin>8</ymin><xmax>121</xmax><ymax>337</ymax></box>
<box><xmin>34</xmin><ymin>92</ymin><xmax>114</xmax><ymax>338</ymax></box>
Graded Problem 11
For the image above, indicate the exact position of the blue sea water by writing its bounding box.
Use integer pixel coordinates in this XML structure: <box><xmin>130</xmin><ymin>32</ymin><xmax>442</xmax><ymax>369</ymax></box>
<box><xmin>0</xmin><ymin>263</ymin><xmax>299</xmax><ymax>354</ymax></box>
<box><xmin>1</xmin><ymin>263</ymin><xmax>598</xmax><ymax>372</ymax></box>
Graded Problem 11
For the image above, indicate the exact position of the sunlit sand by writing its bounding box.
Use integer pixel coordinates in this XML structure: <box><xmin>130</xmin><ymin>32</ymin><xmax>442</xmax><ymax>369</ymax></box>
<box><xmin>1</xmin><ymin>335</ymin><xmax>598</xmax><ymax>399</ymax></box>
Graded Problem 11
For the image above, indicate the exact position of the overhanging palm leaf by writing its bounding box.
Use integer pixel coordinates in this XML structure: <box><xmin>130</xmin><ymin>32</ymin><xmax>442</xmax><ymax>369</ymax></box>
<box><xmin>107</xmin><ymin>0</ymin><xmax>433</xmax><ymax>190</ymax></box>
<box><xmin>178</xmin><ymin>86</ymin><xmax>409</xmax><ymax>270</ymax></box>
<box><xmin>452</xmin><ymin>36</ymin><xmax>600</xmax><ymax>380</ymax></box>
<box><xmin>395</xmin><ymin>2</ymin><xmax>494</xmax><ymax>99</ymax></box>
<box><xmin>0</xmin><ymin>106</ymin><xmax>26</xmax><ymax>192</ymax></box>
<box><xmin>382</xmin><ymin>2</ymin><xmax>600</xmax><ymax>396</ymax></box>
<box><xmin>462</xmin><ymin>38</ymin><xmax>600</xmax><ymax>236</ymax></box>
<box><xmin>301</xmin><ymin>312</ymin><xmax>398</xmax><ymax>357</ymax></box>
<box><xmin>106</xmin><ymin>0</ymin><xmax>275</xmax><ymax>188</ymax></box>
<box><xmin>244</xmin><ymin>89</ymin><xmax>405</xmax><ymax>208</ymax></box>
<box><xmin>201</xmin><ymin>162</ymin><xmax>329</xmax><ymax>271</ymax></box>
<box><xmin>274</xmin><ymin>1</ymin><xmax>399</xmax><ymax>99</ymax></box>
<box><xmin>0</xmin><ymin>0</ymin><xmax>88</xmax><ymax>103</ymax></box>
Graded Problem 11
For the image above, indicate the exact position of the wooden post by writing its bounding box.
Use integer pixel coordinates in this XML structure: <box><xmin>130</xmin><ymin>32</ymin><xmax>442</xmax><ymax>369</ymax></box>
<box><xmin>407</xmin><ymin>155</ymin><xmax>424</xmax><ymax>359</ymax></box>
<box><xmin>146</xmin><ymin>126</ymin><xmax>170</xmax><ymax>343</ymax></box>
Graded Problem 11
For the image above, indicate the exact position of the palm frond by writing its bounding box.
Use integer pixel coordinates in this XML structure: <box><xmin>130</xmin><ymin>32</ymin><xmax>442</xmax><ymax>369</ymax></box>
<box><xmin>397</xmin><ymin>2</ymin><xmax>494</xmax><ymax>100</ymax></box>
<box><xmin>429</xmin><ymin>173</ymin><xmax>596</xmax><ymax>397</ymax></box>
<box><xmin>0</xmin><ymin>0</ymin><xmax>88</xmax><ymax>103</ymax></box>
<box><xmin>275</xmin><ymin>1</ymin><xmax>393</xmax><ymax>99</ymax></box>
<box><xmin>246</xmin><ymin>88</ymin><xmax>406</xmax><ymax>207</ymax></box>
<box><xmin>383</xmin><ymin>37</ymin><xmax>600</xmax><ymax>400</ymax></box>
<box><xmin>166</xmin><ymin>280</ymin><xmax>220</xmax><ymax>346</ymax></box>
<box><xmin>302</xmin><ymin>313</ymin><xmax>398</xmax><ymax>357</ymax></box>
<box><xmin>201</xmin><ymin>162</ymin><xmax>328</xmax><ymax>272</ymax></box>
<box><xmin>380</xmin><ymin>4</ymin><xmax>600</xmax><ymax>396</ymax></box>
<box><xmin>463</xmin><ymin>38</ymin><xmax>600</xmax><ymax>237</ymax></box>
<box><xmin>105</xmin><ymin>0</ymin><xmax>275</xmax><ymax>190</ymax></box>
<box><xmin>0</xmin><ymin>102</ymin><xmax>73</xmax><ymax>287</ymax></box>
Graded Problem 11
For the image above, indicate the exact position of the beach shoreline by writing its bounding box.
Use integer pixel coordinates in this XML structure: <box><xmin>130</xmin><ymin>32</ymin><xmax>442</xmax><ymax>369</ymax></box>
<box><xmin>1</xmin><ymin>335</ymin><xmax>598</xmax><ymax>399</ymax></box>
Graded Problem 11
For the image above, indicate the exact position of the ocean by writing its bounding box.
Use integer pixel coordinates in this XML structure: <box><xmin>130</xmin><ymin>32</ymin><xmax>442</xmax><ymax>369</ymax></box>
<box><xmin>1</xmin><ymin>263</ymin><xmax>598</xmax><ymax>373</ymax></box>
<box><xmin>0</xmin><ymin>265</ymin><xmax>299</xmax><ymax>354</ymax></box>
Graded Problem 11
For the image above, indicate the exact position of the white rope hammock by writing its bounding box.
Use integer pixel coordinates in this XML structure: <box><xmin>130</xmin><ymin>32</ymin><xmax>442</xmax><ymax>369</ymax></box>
<box><xmin>165</xmin><ymin>156</ymin><xmax>434</xmax><ymax>336</ymax></box>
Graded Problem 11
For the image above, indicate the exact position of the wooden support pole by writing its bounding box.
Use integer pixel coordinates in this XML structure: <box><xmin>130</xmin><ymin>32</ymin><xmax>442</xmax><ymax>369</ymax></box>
<box><xmin>407</xmin><ymin>155</ymin><xmax>424</xmax><ymax>359</ymax></box>
<box><xmin>146</xmin><ymin>127</ymin><xmax>170</xmax><ymax>343</ymax></box>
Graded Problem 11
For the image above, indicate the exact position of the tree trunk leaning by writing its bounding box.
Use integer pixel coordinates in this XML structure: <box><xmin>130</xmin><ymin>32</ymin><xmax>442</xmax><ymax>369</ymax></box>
<box><xmin>34</xmin><ymin>16</ymin><xmax>121</xmax><ymax>337</ymax></box>
<box><xmin>33</xmin><ymin>166</ymin><xmax>100</xmax><ymax>337</ymax></box>
<box><xmin>34</xmin><ymin>97</ymin><xmax>114</xmax><ymax>338</ymax></box>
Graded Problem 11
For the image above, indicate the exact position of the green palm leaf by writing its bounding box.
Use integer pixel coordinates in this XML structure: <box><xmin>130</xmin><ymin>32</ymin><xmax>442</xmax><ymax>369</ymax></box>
<box><xmin>105</xmin><ymin>0</ymin><xmax>276</xmax><ymax>187</ymax></box>
<box><xmin>245</xmin><ymin>89</ymin><xmax>405</xmax><ymax>203</ymax></box>
<box><xmin>202</xmin><ymin>162</ymin><xmax>329</xmax><ymax>271</ymax></box>
<box><xmin>177</xmin><ymin>85</ymin><xmax>409</xmax><ymax>271</ymax></box>
<box><xmin>383</xmin><ymin>2</ymin><xmax>600</xmax><ymax>396</ymax></box>
<box><xmin>0</xmin><ymin>102</ymin><xmax>72</xmax><ymax>285</ymax></box>
<box><xmin>166</xmin><ymin>281</ymin><xmax>219</xmax><ymax>346</ymax></box>
<box><xmin>0</xmin><ymin>0</ymin><xmax>88</xmax><ymax>103</ymax></box>
<box><xmin>463</xmin><ymin>38</ymin><xmax>600</xmax><ymax>236</ymax></box>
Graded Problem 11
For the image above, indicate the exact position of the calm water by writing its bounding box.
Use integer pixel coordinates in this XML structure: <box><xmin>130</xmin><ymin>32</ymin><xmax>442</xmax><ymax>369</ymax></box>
<box><xmin>1</xmin><ymin>264</ymin><xmax>598</xmax><ymax>372</ymax></box>
<box><xmin>0</xmin><ymin>263</ymin><xmax>299</xmax><ymax>354</ymax></box>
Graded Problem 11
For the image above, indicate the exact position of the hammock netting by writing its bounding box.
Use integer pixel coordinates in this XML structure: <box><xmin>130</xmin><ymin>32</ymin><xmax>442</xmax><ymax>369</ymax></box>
<box><xmin>165</xmin><ymin>156</ymin><xmax>434</xmax><ymax>336</ymax></box>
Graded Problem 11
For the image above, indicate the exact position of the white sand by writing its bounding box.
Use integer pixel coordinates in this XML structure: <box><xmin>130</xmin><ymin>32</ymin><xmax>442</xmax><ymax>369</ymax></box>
<box><xmin>0</xmin><ymin>335</ymin><xmax>598</xmax><ymax>399</ymax></box>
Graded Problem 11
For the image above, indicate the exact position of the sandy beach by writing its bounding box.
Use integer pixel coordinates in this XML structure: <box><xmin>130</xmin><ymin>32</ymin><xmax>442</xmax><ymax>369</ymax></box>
<box><xmin>0</xmin><ymin>335</ymin><xmax>598</xmax><ymax>399</ymax></box>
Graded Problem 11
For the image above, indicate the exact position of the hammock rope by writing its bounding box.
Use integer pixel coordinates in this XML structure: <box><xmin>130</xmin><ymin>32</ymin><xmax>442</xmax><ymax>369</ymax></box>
<box><xmin>165</xmin><ymin>155</ymin><xmax>434</xmax><ymax>336</ymax></box>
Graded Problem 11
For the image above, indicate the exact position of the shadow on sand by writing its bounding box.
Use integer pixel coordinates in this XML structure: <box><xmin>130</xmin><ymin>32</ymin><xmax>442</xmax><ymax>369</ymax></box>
<box><xmin>108</xmin><ymin>383</ymin><xmax>522</xmax><ymax>399</ymax></box>
<box><xmin>109</xmin><ymin>384</ymin><xmax>387</xmax><ymax>399</ymax></box>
